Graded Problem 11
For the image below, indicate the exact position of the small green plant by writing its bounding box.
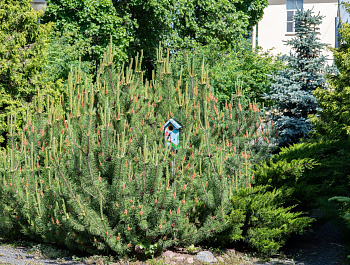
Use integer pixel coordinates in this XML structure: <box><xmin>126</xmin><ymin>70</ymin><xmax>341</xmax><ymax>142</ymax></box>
<box><xmin>137</xmin><ymin>239</ymin><xmax>158</xmax><ymax>259</ymax></box>
<box><xmin>72</xmin><ymin>255</ymin><xmax>83</xmax><ymax>262</ymax></box>
<box><xmin>186</xmin><ymin>244</ymin><xmax>199</xmax><ymax>254</ymax></box>
<box><xmin>208</xmin><ymin>246</ymin><xmax>225</xmax><ymax>254</ymax></box>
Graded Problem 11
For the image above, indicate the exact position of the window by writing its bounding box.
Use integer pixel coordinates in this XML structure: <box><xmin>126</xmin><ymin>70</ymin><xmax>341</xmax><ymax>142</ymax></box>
<box><xmin>286</xmin><ymin>0</ymin><xmax>303</xmax><ymax>33</ymax></box>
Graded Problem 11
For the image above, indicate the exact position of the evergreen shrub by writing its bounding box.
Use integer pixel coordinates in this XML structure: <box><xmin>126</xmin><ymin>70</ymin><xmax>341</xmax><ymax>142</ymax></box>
<box><xmin>0</xmin><ymin>0</ymin><xmax>56</xmax><ymax>144</ymax></box>
<box><xmin>229</xmin><ymin>186</ymin><xmax>312</xmax><ymax>255</ymax></box>
<box><xmin>312</xmin><ymin>10</ymin><xmax>350</xmax><ymax>240</ymax></box>
<box><xmin>310</xmin><ymin>13</ymin><xmax>350</xmax><ymax>141</ymax></box>
<box><xmin>0</xmin><ymin>42</ymin><xmax>275</xmax><ymax>255</ymax></box>
<box><xmin>329</xmin><ymin>196</ymin><xmax>350</xmax><ymax>230</ymax></box>
<box><xmin>254</xmin><ymin>140</ymin><xmax>350</xmax><ymax>208</ymax></box>
<box><xmin>264</xmin><ymin>9</ymin><xmax>335</xmax><ymax>147</ymax></box>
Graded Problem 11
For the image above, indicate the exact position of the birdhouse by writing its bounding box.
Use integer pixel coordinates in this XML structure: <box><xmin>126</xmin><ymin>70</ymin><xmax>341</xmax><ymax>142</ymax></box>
<box><xmin>163</xmin><ymin>119</ymin><xmax>181</xmax><ymax>151</ymax></box>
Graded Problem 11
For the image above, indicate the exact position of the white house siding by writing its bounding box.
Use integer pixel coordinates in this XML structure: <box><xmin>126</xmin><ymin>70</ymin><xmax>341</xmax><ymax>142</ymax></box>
<box><xmin>258</xmin><ymin>0</ymin><xmax>338</xmax><ymax>61</ymax></box>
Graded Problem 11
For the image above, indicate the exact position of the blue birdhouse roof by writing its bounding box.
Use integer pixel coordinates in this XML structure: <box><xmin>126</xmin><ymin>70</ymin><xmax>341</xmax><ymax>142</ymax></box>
<box><xmin>163</xmin><ymin>119</ymin><xmax>181</xmax><ymax>130</ymax></box>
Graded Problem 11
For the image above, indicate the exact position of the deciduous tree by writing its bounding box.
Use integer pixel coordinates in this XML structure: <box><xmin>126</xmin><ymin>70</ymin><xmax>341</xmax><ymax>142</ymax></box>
<box><xmin>44</xmin><ymin>0</ymin><xmax>130</xmax><ymax>73</ymax></box>
<box><xmin>114</xmin><ymin>0</ymin><xmax>269</xmax><ymax>59</ymax></box>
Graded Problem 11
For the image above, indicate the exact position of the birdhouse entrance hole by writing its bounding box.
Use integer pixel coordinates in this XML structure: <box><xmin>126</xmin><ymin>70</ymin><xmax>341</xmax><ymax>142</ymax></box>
<box><xmin>163</xmin><ymin>119</ymin><xmax>181</xmax><ymax>151</ymax></box>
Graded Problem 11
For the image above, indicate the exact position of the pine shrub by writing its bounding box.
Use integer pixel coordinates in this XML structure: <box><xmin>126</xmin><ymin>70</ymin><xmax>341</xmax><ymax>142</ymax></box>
<box><xmin>0</xmin><ymin>42</ymin><xmax>274</xmax><ymax>255</ymax></box>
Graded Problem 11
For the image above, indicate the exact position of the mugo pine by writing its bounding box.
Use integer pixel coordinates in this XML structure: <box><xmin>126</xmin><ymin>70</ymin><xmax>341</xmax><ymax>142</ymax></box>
<box><xmin>0</xmin><ymin>41</ymin><xmax>274</xmax><ymax>255</ymax></box>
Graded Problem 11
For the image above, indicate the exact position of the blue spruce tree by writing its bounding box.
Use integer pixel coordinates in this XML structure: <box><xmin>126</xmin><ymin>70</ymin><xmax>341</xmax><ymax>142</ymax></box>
<box><xmin>265</xmin><ymin>9</ymin><xmax>333</xmax><ymax>147</ymax></box>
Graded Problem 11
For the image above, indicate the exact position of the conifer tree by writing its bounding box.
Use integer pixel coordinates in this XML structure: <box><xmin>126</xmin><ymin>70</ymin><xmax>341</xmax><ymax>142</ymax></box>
<box><xmin>311</xmin><ymin>16</ymin><xmax>350</xmax><ymax>140</ymax></box>
<box><xmin>0</xmin><ymin>0</ymin><xmax>53</xmax><ymax>144</ymax></box>
<box><xmin>264</xmin><ymin>9</ymin><xmax>333</xmax><ymax>147</ymax></box>
<box><xmin>0</xmin><ymin>41</ymin><xmax>274</xmax><ymax>255</ymax></box>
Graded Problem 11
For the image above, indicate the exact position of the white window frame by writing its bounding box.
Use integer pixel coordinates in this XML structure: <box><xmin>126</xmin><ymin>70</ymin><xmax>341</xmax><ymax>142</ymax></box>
<box><xmin>286</xmin><ymin>0</ymin><xmax>303</xmax><ymax>33</ymax></box>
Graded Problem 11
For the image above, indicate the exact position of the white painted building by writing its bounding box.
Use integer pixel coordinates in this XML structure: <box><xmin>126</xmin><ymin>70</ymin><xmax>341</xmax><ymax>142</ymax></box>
<box><xmin>257</xmin><ymin>0</ymin><xmax>349</xmax><ymax>60</ymax></box>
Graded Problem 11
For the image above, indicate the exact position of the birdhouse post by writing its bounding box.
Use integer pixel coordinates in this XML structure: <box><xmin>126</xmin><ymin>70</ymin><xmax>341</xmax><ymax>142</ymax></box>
<box><xmin>163</xmin><ymin>119</ymin><xmax>181</xmax><ymax>151</ymax></box>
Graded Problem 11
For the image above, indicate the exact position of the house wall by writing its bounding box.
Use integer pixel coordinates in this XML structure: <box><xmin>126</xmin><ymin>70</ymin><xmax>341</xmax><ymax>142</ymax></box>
<box><xmin>258</xmin><ymin>0</ymin><xmax>338</xmax><ymax>61</ymax></box>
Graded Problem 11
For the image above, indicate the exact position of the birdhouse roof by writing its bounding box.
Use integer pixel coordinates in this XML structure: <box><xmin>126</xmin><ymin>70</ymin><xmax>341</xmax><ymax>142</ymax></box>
<box><xmin>163</xmin><ymin>119</ymin><xmax>181</xmax><ymax>130</ymax></box>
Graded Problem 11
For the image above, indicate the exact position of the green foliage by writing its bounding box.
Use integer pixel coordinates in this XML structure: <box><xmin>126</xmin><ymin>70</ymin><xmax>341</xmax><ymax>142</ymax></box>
<box><xmin>254</xmin><ymin>155</ymin><xmax>318</xmax><ymax>206</ymax></box>
<box><xmin>0</xmin><ymin>201</ymin><xmax>16</xmax><ymax>235</ymax></box>
<box><xmin>309</xmin><ymin>8</ymin><xmax>350</xmax><ymax>257</ymax></box>
<box><xmin>112</xmin><ymin>0</ymin><xmax>172</xmax><ymax>61</ymax></box>
<box><xmin>112</xmin><ymin>0</ymin><xmax>268</xmax><ymax>59</ymax></box>
<box><xmin>264</xmin><ymin>9</ymin><xmax>334</xmax><ymax>147</ymax></box>
<box><xmin>169</xmin><ymin>42</ymin><xmax>282</xmax><ymax>106</ymax></box>
<box><xmin>170</xmin><ymin>0</ymin><xmax>268</xmax><ymax>48</ymax></box>
<box><xmin>228</xmin><ymin>186</ymin><xmax>312</xmax><ymax>255</ymax></box>
<box><xmin>215</xmin><ymin>185</ymin><xmax>313</xmax><ymax>255</ymax></box>
<box><xmin>310</xmin><ymin>11</ymin><xmax>350</xmax><ymax>141</ymax></box>
<box><xmin>166</xmin><ymin>0</ymin><xmax>249</xmax><ymax>49</ymax></box>
<box><xmin>41</xmin><ymin>0</ymin><xmax>270</xmax><ymax>78</ymax></box>
<box><xmin>42</xmin><ymin>29</ymin><xmax>93</xmax><ymax>88</ymax></box>
<box><xmin>186</xmin><ymin>244</ymin><xmax>199</xmax><ymax>254</ymax></box>
<box><xmin>234</xmin><ymin>0</ymin><xmax>269</xmax><ymax>29</ymax></box>
<box><xmin>329</xmin><ymin>196</ymin><xmax>350</xmax><ymax>229</ymax></box>
<box><xmin>329</xmin><ymin>196</ymin><xmax>350</xmax><ymax>260</ymax></box>
<box><xmin>0</xmin><ymin>43</ymin><xmax>274</xmax><ymax>256</ymax></box>
<box><xmin>0</xmin><ymin>0</ymin><xmax>54</xmax><ymax>143</ymax></box>
<box><xmin>311</xmin><ymin>84</ymin><xmax>350</xmax><ymax>141</ymax></box>
<box><xmin>136</xmin><ymin>239</ymin><xmax>158</xmax><ymax>258</ymax></box>
<box><xmin>255</xmin><ymin>140</ymin><xmax>350</xmax><ymax>208</ymax></box>
<box><xmin>44</xmin><ymin>0</ymin><xmax>129</xmax><ymax>71</ymax></box>
<box><xmin>209</xmin><ymin>43</ymin><xmax>282</xmax><ymax>104</ymax></box>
